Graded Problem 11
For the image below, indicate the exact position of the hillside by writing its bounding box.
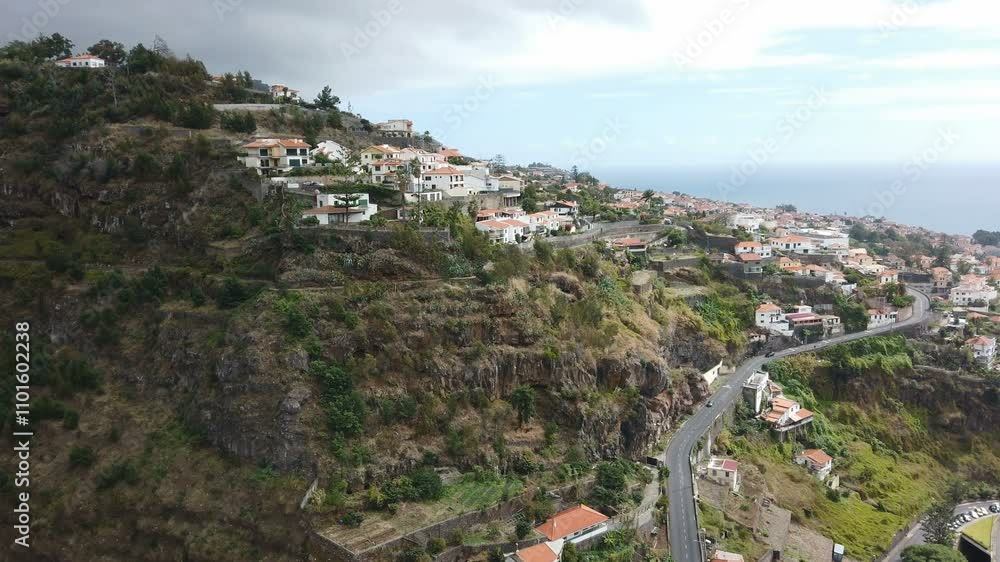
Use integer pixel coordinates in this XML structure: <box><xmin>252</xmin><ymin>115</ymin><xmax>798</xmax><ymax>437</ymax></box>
<box><xmin>713</xmin><ymin>336</ymin><xmax>1000</xmax><ymax>560</ymax></box>
<box><xmin>0</xmin><ymin>37</ymin><xmax>731</xmax><ymax>561</ymax></box>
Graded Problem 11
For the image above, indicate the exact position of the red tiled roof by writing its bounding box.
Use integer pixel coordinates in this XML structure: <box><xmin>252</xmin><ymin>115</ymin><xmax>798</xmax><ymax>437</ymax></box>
<box><xmin>424</xmin><ymin>166</ymin><xmax>463</xmax><ymax>175</ymax></box>
<box><xmin>800</xmin><ymin>449</ymin><xmax>832</xmax><ymax>467</ymax></box>
<box><xmin>59</xmin><ymin>54</ymin><xmax>104</xmax><ymax>61</ymax></box>
<box><xmin>756</xmin><ymin>303</ymin><xmax>781</xmax><ymax>313</ymax></box>
<box><xmin>243</xmin><ymin>138</ymin><xmax>310</xmax><ymax>149</ymax></box>
<box><xmin>514</xmin><ymin>543</ymin><xmax>559</xmax><ymax>562</ymax></box>
<box><xmin>535</xmin><ymin>505</ymin><xmax>608</xmax><ymax>541</ymax></box>
<box><xmin>738</xmin><ymin>253</ymin><xmax>762</xmax><ymax>262</ymax></box>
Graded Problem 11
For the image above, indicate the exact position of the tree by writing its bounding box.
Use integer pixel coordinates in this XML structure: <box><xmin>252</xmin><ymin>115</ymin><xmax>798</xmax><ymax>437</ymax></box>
<box><xmin>153</xmin><ymin>34</ymin><xmax>174</xmax><ymax>58</ymax></box>
<box><xmin>922</xmin><ymin>502</ymin><xmax>956</xmax><ymax>546</ymax></box>
<box><xmin>900</xmin><ymin>544</ymin><xmax>965</xmax><ymax>562</ymax></box>
<box><xmin>126</xmin><ymin>43</ymin><xmax>164</xmax><ymax>74</ymax></box>
<box><xmin>776</xmin><ymin>203</ymin><xmax>797</xmax><ymax>212</ymax></box>
<box><xmin>514</xmin><ymin>518</ymin><xmax>532</xmax><ymax>539</ymax></box>
<box><xmin>314</xmin><ymin>85</ymin><xmax>340</xmax><ymax>110</ymax></box>
<box><xmin>87</xmin><ymin>39</ymin><xmax>126</xmax><ymax>65</ymax></box>
<box><xmin>489</xmin><ymin>154</ymin><xmax>506</xmax><ymax>175</ymax></box>
<box><xmin>509</xmin><ymin>386</ymin><xmax>536</xmax><ymax>426</ymax></box>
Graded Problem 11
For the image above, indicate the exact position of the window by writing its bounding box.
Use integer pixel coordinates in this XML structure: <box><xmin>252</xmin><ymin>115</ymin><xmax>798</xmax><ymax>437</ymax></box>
<box><xmin>259</xmin><ymin>148</ymin><xmax>268</xmax><ymax>156</ymax></box>
<box><xmin>289</xmin><ymin>159</ymin><xmax>301</xmax><ymax>167</ymax></box>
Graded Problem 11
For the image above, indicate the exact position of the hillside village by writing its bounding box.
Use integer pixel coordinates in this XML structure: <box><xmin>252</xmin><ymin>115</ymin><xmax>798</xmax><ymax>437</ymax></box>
<box><xmin>3</xmin><ymin>37</ymin><xmax>1000</xmax><ymax>562</ymax></box>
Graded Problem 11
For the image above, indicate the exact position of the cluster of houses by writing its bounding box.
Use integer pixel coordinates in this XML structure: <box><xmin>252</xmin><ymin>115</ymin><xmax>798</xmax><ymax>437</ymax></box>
<box><xmin>742</xmin><ymin>370</ymin><xmax>814</xmax><ymax>434</ymax></box>
<box><xmin>506</xmin><ymin>504</ymin><xmax>609</xmax><ymax>562</ymax></box>
<box><xmin>754</xmin><ymin>303</ymin><xmax>844</xmax><ymax>339</ymax></box>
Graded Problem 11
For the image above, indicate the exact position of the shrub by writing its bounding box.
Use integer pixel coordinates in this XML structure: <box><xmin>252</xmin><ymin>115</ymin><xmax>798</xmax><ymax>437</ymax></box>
<box><xmin>69</xmin><ymin>446</ymin><xmax>96</xmax><ymax>468</ymax></box>
<box><xmin>62</xmin><ymin>409</ymin><xmax>80</xmax><ymax>430</ymax></box>
<box><xmin>96</xmin><ymin>460</ymin><xmax>140</xmax><ymax>490</ymax></box>
<box><xmin>339</xmin><ymin>512</ymin><xmax>364</xmax><ymax>527</ymax></box>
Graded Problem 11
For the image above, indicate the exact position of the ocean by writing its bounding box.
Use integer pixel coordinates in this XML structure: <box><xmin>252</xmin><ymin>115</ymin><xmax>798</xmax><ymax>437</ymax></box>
<box><xmin>590</xmin><ymin>163</ymin><xmax>1000</xmax><ymax>236</ymax></box>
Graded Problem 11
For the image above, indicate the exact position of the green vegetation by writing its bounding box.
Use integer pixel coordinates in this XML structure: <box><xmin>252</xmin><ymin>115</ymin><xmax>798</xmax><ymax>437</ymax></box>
<box><xmin>727</xmin><ymin>336</ymin><xmax>1000</xmax><ymax>559</ymax></box>
<box><xmin>962</xmin><ymin>515</ymin><xmax>995</xmax><ymax>550</ymax></box>
<box><xmin>901</xmin><ymin>544</ymin><xmax>965</xmax><ymax>562</ymax></box>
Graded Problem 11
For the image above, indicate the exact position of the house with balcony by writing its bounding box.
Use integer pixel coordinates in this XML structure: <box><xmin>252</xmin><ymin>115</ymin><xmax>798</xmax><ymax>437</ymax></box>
<box><xmin>375</xmin><ymin>119</ymin><xmax>413</xmax><ymax>138</ymax></box>
<box><xmin>239</xmin><ymin>138</ymin><xmax>312</xmax><ymax>174</ymax></box>
<box><xmin>734</xmin><ymin>241</ymin><xmax>773</xmax><ymax>259</ymax></box>
<box><xmin>301</xmin><ymin>192</ymin><xmax>378</xmax><ymax>225</ymax></box>
<box><xmin>421</xmin><ymin>167</ymin><xmax>468</xmax><ymax>196</ymax></box>
<box><xmin>930</xmin><ymin>267</ymin><xmax>953</xmax><ymax>293</ymax></box>
<box><xmin>549</xmin><ymin>201</ymin><xmax>579</xmax><ymax>216</ymax></box>
<box><xmin>359</xmin><ymin>144</ymin><xmax>401</xmax><ymax>166</ymax></box>
<box><xmin>762</xmin><ymin>396</ymin><xmax>814</xmax><ymax>432</ymax></box>
<box><xmin>950</xmin><ymin>276</ymin><xmax>998</xmax><ymax>308</ymax></box>
<box><xmin>475</xmin><ymin>219</ymin><xmax>531</xmax><ymax>244</ymax></box>
<box><xmin>966</xmin><ymin>336</ymin><xmax>996</xmax><ymax>369</ymax></box>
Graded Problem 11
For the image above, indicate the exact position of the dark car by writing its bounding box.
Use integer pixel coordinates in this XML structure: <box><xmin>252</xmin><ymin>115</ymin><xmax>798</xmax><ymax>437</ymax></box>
<box><xmin>765</xmin><ymin>351</ymin><xmax>776</xmax><ymax>357</ymax></box>
<box><xmin>706</xmin><ymin>400</ymin><xmax>715</xmax><ymax>407</ymax></box>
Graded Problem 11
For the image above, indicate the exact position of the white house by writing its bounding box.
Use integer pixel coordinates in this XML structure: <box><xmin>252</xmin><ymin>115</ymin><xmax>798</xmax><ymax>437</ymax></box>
<box><xmin>762</xmin><ymin>396</ymin><xmax>814</xmax><ymax>430</ymax></box>
<box><xmin>549</xmin><ymin>201</ymin><xmax>579</xmax><ymax>216</ymax></box>
<box><xmin>728</xmin><ymin>214</ymin><xmax>763</xmax><ymax>233</ymax></box>
<box><xmin>735</xmin><ymin>241</ymin><xmax>772</xmax><ymax>259</ymax></box>
<box><xmin>302</xmin><ymin>192</ymin><xmax>378</xmax><ymax>225</ymax></box>
<box><xmin>421</xmin><ymin>167</ymin><xmax>467</xmax><ymax>196</ymax></box>
<box><xmin>55</xmin><ymin>54</ymin><xmax>106</xmax><ymax>68</ymax></box>
<box><xmin>795</xmin><ymin>449</ymin><xmax>834</xmax><ymax>481</ymax></box>
<box><xmin>878</xmin><ymin>270</ymin><xmax>899</xmax><ymax>286</ymax></box>
<box><xmin>755</xmin><ymin>303</ymin><xmax>785</xmax><ymax>328</ymax></box>
<box><xmin>706</xmin><ymin>457</ymin><xmax>740</xmax><ymax>492</ymax></box>
<box><xmin>526</xmin><ymin>211</ymin><xmax>561</xmax><ymax>235</ymax></box>
<box><xmin>311</xmin><ymin>140</ymin><xmax>349</xmax><ymax>162</ymax></box>
<box><xmin>359</xmin><ymin>144</ymin><xmax>401</xmax><ymax>166</ymax></box>
<box><xmin>368</xmin><ymin>159</ymin><xmax>408</xmax><ymax>185</ymax></box>
<box><xmin>950</xmin><ymin>277</ymin><xmax>997</xmax><ymax>307</ymax></box>
<box><xmin>269</xmin><ymin>84</ymin><xmax>300</xmax><ymax>102</ymax></box>
<box><xmin>867</xmin><ymin>308</ymin><xmax>898</xmax><ymax>330</ymax></box>
<box><xmin>475</xmin><ymin>220</ymin><xmax>519</xmax><ymax>244</ymax></box>
<box><xmin>375</xmin><ymin>119</ymin><xmax>413</xmax><ymax>138</ymax></box>
<box><xmin>239</xmin><ymin>138</ymin><xmax>311</xmax><ymax>174</ymax></box>
<box><xmin>966</xmin><ymin>336</ymin><xmax>996</xmax><ymax>369</ymax></box>
<box><xmin>769</xmin><ymin>235</ymin><xmax>816</xmax><ymax>255</ymax></box>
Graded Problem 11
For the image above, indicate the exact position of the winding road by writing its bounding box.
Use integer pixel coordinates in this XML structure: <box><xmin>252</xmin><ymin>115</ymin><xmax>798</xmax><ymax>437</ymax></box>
<box><xmin>661</xmin><ymin>288</ymin><xmax>932</xmax><ymax>562</ymax></box>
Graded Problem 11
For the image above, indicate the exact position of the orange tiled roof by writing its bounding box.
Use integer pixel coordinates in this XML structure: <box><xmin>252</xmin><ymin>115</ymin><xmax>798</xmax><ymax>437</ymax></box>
<box><xmin>535</xmin><ymin>505</ymin><xmax>608</xmax><ymax>541</ymax></box>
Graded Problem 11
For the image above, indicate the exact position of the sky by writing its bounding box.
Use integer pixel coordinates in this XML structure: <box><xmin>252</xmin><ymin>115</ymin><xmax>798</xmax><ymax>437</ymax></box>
<box><xmin>4</xmin><ymin>0</ymin><xmax>1000</xmax><ymax>173</ymax></box>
